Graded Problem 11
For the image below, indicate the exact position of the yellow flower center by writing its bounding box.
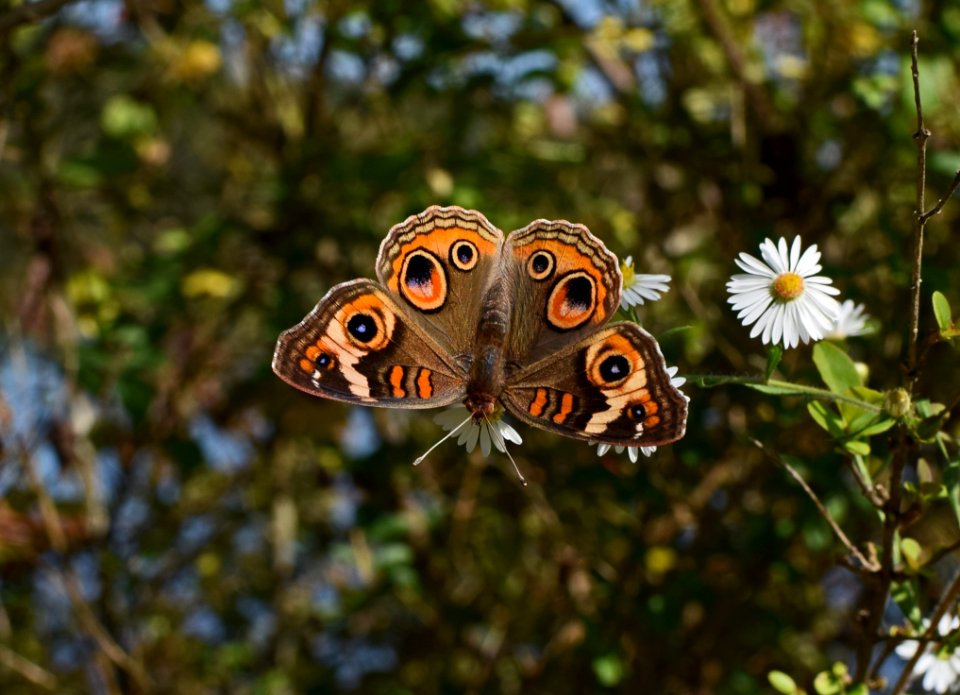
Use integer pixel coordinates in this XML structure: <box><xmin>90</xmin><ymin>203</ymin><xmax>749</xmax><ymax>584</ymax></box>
<box><xmin>772</xmin><ymin>272</ymin><xmax>804</xmax><ymax>301</ymax></box>
<box><xmin>620</xmin><ymin>260</ymin><xmax>635</xmax><ymax>285</ymax></box>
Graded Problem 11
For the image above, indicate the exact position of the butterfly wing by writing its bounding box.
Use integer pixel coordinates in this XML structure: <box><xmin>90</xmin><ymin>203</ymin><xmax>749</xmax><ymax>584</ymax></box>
<box><xmin>501</xmin><ymin>322</ymin><xmax>688</xmax><ymax>446</ymax></box>
<box><xmin>502</xmin><ymin>219</ymin><xmax>622</xmax><ymax>365</ymax></box>
<box><xmin>376</xmin><ymin>205</ymin><xmax>504</xmax><ymax>359</ymax></box>
<box><xmin>273</xmin><ymin>280</ymin><xmax>466</xmax><ymax>408</ymax></box>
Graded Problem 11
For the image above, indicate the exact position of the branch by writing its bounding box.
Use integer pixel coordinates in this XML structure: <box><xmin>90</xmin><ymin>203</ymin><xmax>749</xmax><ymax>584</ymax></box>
<box><xmin>0</xmin><ymin>644</ymin><xmax>57</xmax><ymax>690</ymax></box>
<box><xmin>0</xmin><ymin>0</ymin><xmax>77</xmax><ymax>33</ymax></box>
<box><xmin>750</xmin><ymin>439</ymin><xmax>877</xmax><ymax>571</ymax></box>
<box><xmin>920</xmin><ymin>168</ymin><xmax>960</xmax><ymax>223</ymax></box>
<box><xmin>907</xmin><ymin>30</ymin><xmax>927</xmax><ymax>380</ymax></box>
<box><xmin>17</xmin><ymin>438</ymin><xmax>149</xmax><ymax>689</ymax></box>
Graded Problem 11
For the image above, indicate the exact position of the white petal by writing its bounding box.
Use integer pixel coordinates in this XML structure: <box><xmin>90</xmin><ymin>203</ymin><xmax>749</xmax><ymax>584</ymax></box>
<box><xmin>795</xmin><ymin>243</ymin><xmax>822</xmax><ymax>276</ymax></box>
<box><xmin>640</xmin><ymin>446</ymin><xmax>656</xmax><ymax>457</ymax></box>
<box><xmin>771</xmin><ymin>304</ymin><xmax>785</xmax><ymax>346</ymax></box>
<box><xmin>759</xmin><ymin>239</ymin><xmax>787</xmax><ymax>274</ymax></box>
<box><xmin>782</xmin><ymin>304</ymin><xmax>798</xmax><ymax>348</ymax></box>
<box><xmin>789</xmin><ymin>236</ymin><xmax>802</xmax><ymax>272</ymax></box>
<box><xmin>596</xmin><ymin>443</ymin><xmax>611</xmax><ymax>456</ymax></box>
<box><xmin>463</xmin><ymin>424</ymin><xmax>479</xmax><ymax>452</ymax></box>
<box><xmin>895</xmin><ymin>639</ymin><xmax>920</xmax><ymax>659</ymax></box>
<box><xmin>735</xmin><ymin>253</ymin><xmax>776</xmax><ymax>277</ymax></box>
<box><xmin>628</xmin><ymin>447</ymin><xmax>639</xmax><ymax>463</ymax></box>
<box><xmin>479</xmin><ymin>426</ymin><xmax>492</xmax><ymax>456</ymax></box>
<box><xmin>500</xmin><ymin>422</ymin><xmax>523</xmax><ymax>445</ymax></box>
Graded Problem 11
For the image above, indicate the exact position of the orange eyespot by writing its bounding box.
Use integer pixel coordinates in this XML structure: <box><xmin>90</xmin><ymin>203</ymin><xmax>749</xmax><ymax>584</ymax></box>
<box><xmin>335</xmin><ymin>296</ymin><xmax>392</xmax><ymax>351</ymax></box>
<box><xmin>546</xmin><ymin>271</ymin><xmax>596</xmax><ymax>331</ymax></box>
<box><xmin>399</xmin><ymin>249</ymin><xmax>448</xmax><ymax>312</ymax></box>
<box><xmin>450</xmin><ymin>240</ymin><xmax>479</xmax><ymax>271</ymax></box>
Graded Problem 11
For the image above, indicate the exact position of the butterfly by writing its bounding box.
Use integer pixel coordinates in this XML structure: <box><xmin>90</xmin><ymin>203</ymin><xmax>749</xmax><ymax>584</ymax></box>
<box><xmin>272</xmin><ymin>206</ymin><xmax>687</xmax><ymax>455</ymax></box>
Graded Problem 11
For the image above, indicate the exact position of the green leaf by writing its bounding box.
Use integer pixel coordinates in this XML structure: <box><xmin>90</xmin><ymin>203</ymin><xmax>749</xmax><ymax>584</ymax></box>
<box><xmin>843</xmin><ymin>440</ymin><xmax>871</xmax><ymax>456</ymax></box>
<box><xmin>853</xmin><ymin>417</ymin><xmax>895</xmax><ymax>437</ymax></box>
<box><xmin>769</xmin><ymin>670</ymin><xmax>799</xmax><ymax>694</ymax></box>
<box><xmin>900</xmin><ymin>537</ymin><xmax>922</xmax><ymax>570</ymax></box>
<box><xmin>813</xmin><ymin>670</ymin><xmax>842</xmax><ymax>695</ymax></box>
<box><xmin>850</xmin><ymin>386</ymin><xmax>884</xmax><ymax>405</ymax></box>
<box><xmin>891</xmin><ymin>579</ymin><xmax>922</xmax><ymax>628</ymax></box>
<box><xmin>765</xmin><ymin>344</ymin><xmax>783</xmax><ymax>380</ymax></box>
<box><xmin>813</xmin><ymin>342</ymin><xmax>862</xmax><ymax>394</ymax></box>
<box><xmin>933</xmin><ymin>291</ymin><xmax>952</xmax><ymax>332</ymax></box>
<box><xmin>593</xmin><ymin>654</ymin><xmax>625</xmax><ymax>687</ymax></box>
<box><xmin>746</xmin><ymin>383</ymin><xmax>812</xmax><ymax>396</ymax></box>
<box><xmin>847</xmin><ymin>685</ymin><xmax>869</xmax><ymax>695</ymax></box>
<box><xmin>944</xmin><ymin>457</ymin><xmax>960</xmax><ymax>530</ymax></box>
<box><xmin>808</xmin><ymin>401</ymin><xmax>846</xmax><ymax>438</ymax></box>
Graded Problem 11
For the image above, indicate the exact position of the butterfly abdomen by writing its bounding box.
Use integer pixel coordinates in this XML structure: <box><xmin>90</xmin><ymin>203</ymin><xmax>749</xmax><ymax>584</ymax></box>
<box><xmin>464</xmin><ymin>281</ymin><xmax>511</xmax><ymax>419</ymax></box>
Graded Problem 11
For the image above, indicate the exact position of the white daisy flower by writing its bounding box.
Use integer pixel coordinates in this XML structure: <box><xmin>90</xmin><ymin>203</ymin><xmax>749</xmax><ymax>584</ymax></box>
<box><xmin>827</xmin><ymin>299</ymin><xmax>872</xmax><ymax>339</ymax></box>
<box><xmin>620</xmin><ymin>255</ymin><xmax>671</xmax><ymax>310</ymax></box>
<box><xmin>895</xmin><ymin>614</ymin><xmax>960</xmax><ymax>694</ymax></box>
<box><xmin>726</xmin><ymin>236</ymin><xmax>841</xmax><ymax>349</ymax></box>
<box><xmin>592</xmin><ymin>367</ymin><xmax>687</xmax><ymax>461</ymax></box>
<box><xmin>432</xmin><ymin>405</ymin><xmax>522</xmax><ymax>457</ymax></box>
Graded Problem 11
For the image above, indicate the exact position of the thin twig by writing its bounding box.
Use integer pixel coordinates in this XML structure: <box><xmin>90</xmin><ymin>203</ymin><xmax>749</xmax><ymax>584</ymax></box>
<box><xmin>843</xmin><ymin>457</ymin><xmax>885</xmax><ymax>509</ymax></box>
<box><xmin>17</xmin><ymin>439</ymin><xmax>149</xmax><ymax>689</ymax></box>
<box><xmin>907</xmin><ymin>30</ymin><xmax>929</xmax><ymax>382</ymax></box>
<box><xmin>0</xmin><ymin>0</ymin><xmax>76</xmax><ymax>33</ymax></box>
<box><xmin>0</xmin><ymin>643</ymin><xmax>57</xmax><ymax>690</ymax></box>
<box><xmin>920</xmin><ymin>168</ymin><xmax>960</xmax><ymax>223</ymax></box>
<box><xmin>750</xmin><ymin>438</ymin><xmax>877</xmax><ymax>571</ymax></box>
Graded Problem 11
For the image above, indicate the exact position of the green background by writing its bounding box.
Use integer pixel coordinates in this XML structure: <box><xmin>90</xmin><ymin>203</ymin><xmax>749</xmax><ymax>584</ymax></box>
<box><xmin>1</xmin><ymin>0</ymin><xmax>959</xmax><ymax>692</ymax></box>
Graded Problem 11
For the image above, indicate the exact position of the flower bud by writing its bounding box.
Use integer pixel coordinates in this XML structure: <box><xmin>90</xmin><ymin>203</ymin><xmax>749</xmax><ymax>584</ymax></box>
<box><xmin>883</xmin><ymin>388</ymin><xmax>911</xmax><ymax>419</ymax></box>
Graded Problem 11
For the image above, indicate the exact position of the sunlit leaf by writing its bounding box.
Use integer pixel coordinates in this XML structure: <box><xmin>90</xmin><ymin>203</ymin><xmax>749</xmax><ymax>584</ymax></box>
<box><xmin>813</xmin><ymin>342</ymin><xmax>861</xmax><ymax>395</ymax></box>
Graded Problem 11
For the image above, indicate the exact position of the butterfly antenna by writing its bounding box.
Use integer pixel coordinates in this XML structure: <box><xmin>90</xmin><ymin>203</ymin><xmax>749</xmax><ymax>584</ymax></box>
<box><xmin>413</xmin><ymin>413</ymin><xmax>472</xmax><ymax>467</ymax></box>
<box><xmin>485</xmin><ymin>415</ymin><xmax>527</xmax><ymax>487</ymax></box>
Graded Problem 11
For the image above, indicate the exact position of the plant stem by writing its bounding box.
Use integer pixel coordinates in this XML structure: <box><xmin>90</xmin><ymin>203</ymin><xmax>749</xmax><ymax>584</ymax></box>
<box><xmin>688</xmin><ymin>374</ymin><xmax>883</xmax><ymax>413</ymax></box>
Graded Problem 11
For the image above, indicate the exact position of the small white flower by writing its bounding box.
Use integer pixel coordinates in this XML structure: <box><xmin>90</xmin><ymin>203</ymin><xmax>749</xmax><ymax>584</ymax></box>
<box><xmin>726</xmin><ymin>236</ymin><xmax>841</xmax><ymax>349</ymax></box>
<box><xmin>432</xmin><ymin>406</ymin><xmax>522</xmax><ymax>457</ymax></box>
<box><xmin>895</xmin><ymin>614</ymin><xmax>960</xmax><ymax>694</ymax></box>
<box><xmin>620</xmin><ymin>255</ymin><xmax>671</xmax><ymax>310</ymax></box>
<box><xmin>592</xmin><ymin>367</ymin><xmax>687</xmax><ymax>460</ymax></box>
<box><xmin>827</xmin><ymin>299</ymin><xmax>872</xmax><ymax>339</ymax></box>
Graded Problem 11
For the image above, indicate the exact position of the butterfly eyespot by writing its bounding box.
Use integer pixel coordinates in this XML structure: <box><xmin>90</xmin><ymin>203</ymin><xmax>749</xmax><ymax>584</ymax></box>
<box><xmin>400</xmin><ymin>249</ymin><xmax>448</xmax><ymax>312</ymax></box>
<box><xmin>317</xmin><ymin>352</ymin><xmax>335</xmax><ymax>369</ymax></box>
<box><xmin>625</xmin><ymin>396</ymin><xmax>659</xmax><ymax>428</ymax></box>
<box><xmin>527</xmin><ymin>250</ymin><xmax>555</xmax><ymax>281</ymax></box>
<box><xmin>347</xmin><ymin>313</ymin><xmax>378</xmax><ymax>342</ymax></box>
<box><xmin>450</xmin><ymin>240</ymin><xmax>479</xmax><ymax>271</ymax></box>
<box><xmin>599</xmin><ymin>354</ymin><xmax>630</xmax><ymax>383</ymax></box>
<box><xmin>340</xmin><ymin>303</ymin><xmax>391</xmax><ymax>351</ymax></box>
<box><xmin>545</xmin><ymin>271</ymin><xmax>596</xmax><ymax>331</ymax></box>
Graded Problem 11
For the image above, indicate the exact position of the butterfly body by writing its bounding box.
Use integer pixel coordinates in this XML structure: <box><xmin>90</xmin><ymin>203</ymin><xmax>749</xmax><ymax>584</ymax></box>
<box><xmin>273</xmin><ymin>206</ymin><xmax>688</xmax><ymax>448</ymax></box>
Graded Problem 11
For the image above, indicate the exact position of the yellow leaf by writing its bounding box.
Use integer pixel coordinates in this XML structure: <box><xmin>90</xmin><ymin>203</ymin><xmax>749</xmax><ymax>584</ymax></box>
<box><xmin>182</xmin><ymin>269</ymin><xmax>239</xmax><ymax>299</ymax></box>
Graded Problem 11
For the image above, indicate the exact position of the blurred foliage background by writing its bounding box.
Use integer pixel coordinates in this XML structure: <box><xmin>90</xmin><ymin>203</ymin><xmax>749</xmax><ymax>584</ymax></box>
<box><xmin>1</xmin><ymin>0</ymin><xmax>959</xmax><ymax>693</ymax></box>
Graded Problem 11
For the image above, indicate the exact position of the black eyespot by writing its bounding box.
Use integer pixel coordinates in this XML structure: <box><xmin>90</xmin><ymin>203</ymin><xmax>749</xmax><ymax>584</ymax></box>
<box><xmin>347</xmin><ymin>313</ymin><xmax>378</xmax><ymax>343</ymax></box>
<box><xmin>317</xmin><ymin>353</ymin><xmax>332</xmax><ymax>368</ymax></box>
<box><xmin>404</xmin><ymin>254</ymin><xmax>435</xmax><ymax>289</ymax></box>
<box><xmin>563</xmin><ymin>275</ymin><xmax>594</xmax><ymax>310</ymax></box>
<box><xmin>630</xmin><ymin>404</ymin><xmax>646</xmax><ymax>419</ymax></box>
<box><xmin>528</xmin><ymin>250</ymin><xmax>555</xmax><ymax>280</ymax></box>
<box><xmin>599</xmin><ymin>355</ymin><xmax>629</xmax><ymax>382</ymax></box>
